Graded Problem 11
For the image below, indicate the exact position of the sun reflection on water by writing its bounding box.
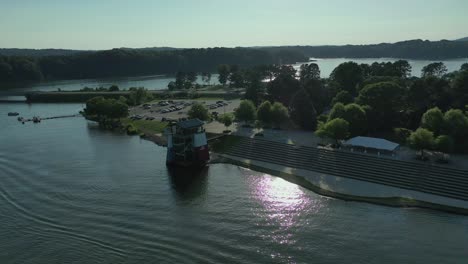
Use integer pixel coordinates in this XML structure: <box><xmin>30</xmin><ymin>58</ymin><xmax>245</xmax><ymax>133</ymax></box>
<box><xmin>253</xmin><ymin>174</ymin><xmax>324</xmax><ymax>226</ymax></box>
<box><xmin>256</xmin><ymin>176</ymin><xmax>307</xmax><ymax>215</ymax></box>
<box><xmin>248</xmin><ymin>172</ymin><xmax>324</xmax><ymax>249</ymax></box>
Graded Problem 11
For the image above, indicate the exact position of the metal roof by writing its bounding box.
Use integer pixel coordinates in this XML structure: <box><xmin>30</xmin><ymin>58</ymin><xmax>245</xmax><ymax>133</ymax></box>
<box><xmin>344</xmin><ymin>136</ymin><xmax>400</xmax><ymax>151</ymax></box>
<box><xmin>176</xmin><ymin>119</ymin><xmax>204</xmax><ymax>129</ymax></box>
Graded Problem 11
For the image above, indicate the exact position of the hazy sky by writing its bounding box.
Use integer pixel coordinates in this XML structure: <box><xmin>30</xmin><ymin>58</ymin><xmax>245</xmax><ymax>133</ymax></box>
<box><xmin>1</xmin><ymin>0</ymin><xmax>467</xmax><ymax>49</ymax></box>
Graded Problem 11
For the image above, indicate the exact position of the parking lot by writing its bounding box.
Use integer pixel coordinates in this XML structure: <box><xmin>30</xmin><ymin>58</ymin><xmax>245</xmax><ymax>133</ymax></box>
<box><xmin>129</xmin><ymin>99</ymin><xmax>241</xmax><ymax>121</ymax></box>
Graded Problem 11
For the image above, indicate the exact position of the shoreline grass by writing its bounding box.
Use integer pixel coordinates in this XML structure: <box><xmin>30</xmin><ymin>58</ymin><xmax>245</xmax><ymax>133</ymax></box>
<box><xmin>121</xmin><ymin>118</ymin><xmax>168</xmax><ymax>135</ymax></box>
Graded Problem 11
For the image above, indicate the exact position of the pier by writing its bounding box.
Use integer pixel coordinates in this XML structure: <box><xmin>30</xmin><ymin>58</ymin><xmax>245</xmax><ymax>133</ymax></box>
<box><xmin>18</xmin><ymin>114</ymin><xmax>81</xmax><ymax>123</ymax></box>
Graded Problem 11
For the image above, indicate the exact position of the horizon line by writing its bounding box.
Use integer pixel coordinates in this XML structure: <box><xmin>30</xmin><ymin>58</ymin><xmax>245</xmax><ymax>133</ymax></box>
<box><xmin>0</xmin><ymin>37</ymin><xmax>465</xmax><ymax>51</ymax></box>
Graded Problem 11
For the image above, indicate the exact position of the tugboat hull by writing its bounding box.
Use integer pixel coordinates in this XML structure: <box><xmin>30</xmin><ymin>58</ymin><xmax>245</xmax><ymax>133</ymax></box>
<box><xmin>165</xmin><ymin>145</ymin><xmax>209</xmax><ymax>168</ymax></box>
<box><xmin>166</xmin><ymin>160</ymin><xmax>208</xmax><ymax>168</ymax></box>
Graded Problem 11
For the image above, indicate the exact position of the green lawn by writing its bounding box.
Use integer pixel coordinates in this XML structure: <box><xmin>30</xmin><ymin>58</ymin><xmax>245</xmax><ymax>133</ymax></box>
<box><xmin>121</xmin><ymin>118</ymin><xmax>168</xmax><ymax>135</ymax></box>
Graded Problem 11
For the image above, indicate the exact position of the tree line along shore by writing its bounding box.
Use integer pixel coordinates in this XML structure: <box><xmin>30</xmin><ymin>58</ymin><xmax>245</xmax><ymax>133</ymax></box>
<box><xmin>80</xmin><ymin>59</ymin><xmax>468</xmax><ymax>160</ymax></box>
<box><xmin>1</xmin><ymin>39</ymin><xmax>468</xmax><ymax>84</ymax></box>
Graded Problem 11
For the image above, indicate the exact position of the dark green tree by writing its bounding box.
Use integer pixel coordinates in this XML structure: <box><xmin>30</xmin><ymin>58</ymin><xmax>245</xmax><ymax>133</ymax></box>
<box><xmin>0</xmin><ymin>62</ymin><xmax>13</xmax><ymax>80</ymax></box>
<box><xmin>217</xmin><ymin>64</ymin><xmax>230</xmax><ymax>86</ymax></box>
<box><xmin>256</xmin><ymin>101</ymin><xmax>272</xmax><ymax>125</ymax></box>
<box><xmin>228</xmin><ymin>66</ymin><xmax>245</xmax><ymax>88</ymax></box>
<box><xmin>277</xmin><ymin>65</ymin><xmax>297</xmax><ymax>78</ymax></box>
<box><xmin>331</xmin><ymin>90</ymin><xmax>354</xmax><ymax>106</ymax></box>
<box><xmin>302</xmin><ymin>78</ymin><xmax>329</xmax><ymax>114</ymax></box>
<box><xmin>186</xmin><ymin>72</ymin><xmax>198</xmax><ymax>87</ymax></box>
<box><xmin>109</xmin><ymin>85</ymin><xmax>119</xmax><ymax>92</ymax></box>
<box><xmin>175</xmin><ymin>71</ymin><xmax>186</xmax><ymax>89</ymax></box>
<box><xmin>421</xmin><ymin>62</ymin><xmax>447</xmax><ymax>78</ymax></box>
<box><xmin>461</xmin><ymin>63</ymin><xmax>468</xmax><ymax>72</ymax></box>
<box><xmin>289</xmin><ymin>90</ymin><xmax>318</xmax><ymax>130</ymax></box>
<box><xmin>244</xmin><ymin>70</ymin><xmax>264</xmax><ymax>106</ymax></box>
<box><xmin>188</xmin><ymin>103</ymin><xmax>210</xmax><ymax>121</ymax></box>
<box><xmin>84</xmin><ymin>96</ymin><xmax>105</xmax><ymax>116</ymax></box>
<box><xmin>328</xmin><ymin>103</ymin><xmax>367</xmax><ymax>136</ymax></box>
<box><xmin>316</xmin><ymin>118</ymin><xmax>350</xmax><ymax>145</ymax></box>
<box><xmin>343</xmin><ymin>103</ymin><xmax>367</xmax><ymax>136</ymax></box>
<box><xmin>452</xmin><ymin>70</ymin><xmax>468</xmax><ymax>108</ymax></box>
<box><xmin>299</xmin><ymin>63</ymin><xmax>320</xmax><ymax>83</ymax></box>
<box><xmin>187</xmin><ymin>72</ymin><xmax>197</xmax><ymax>82</ymax></box>
<box><xmin>443</xmin><ymin>109</ymin><xmax>468</xmax><ymax>144</ymax></box>
<box><xmin>84</xmin><ymin>97</ymin><xmax>128</xmax><ymax>119</ymax></box>
<box><xmin>106</xmin><ymin>100</ymin><xmax>129</xmax><ymax>119</ymax></box>
<box><xmin>393</xmin><ymin>60</ymin><xmax>412</xmax><ymax>78</ymax></box>
<box><xmin>235</xmin><ymin>100</ymin><xmax>256</xmax><ymax>123</ymax></box>
<box><xmin>270</xmin><ymin>102</ymin><xmax>289</xmax><ymax>128</ymax></box>
<box><xmin>118</xmin><ymin>96</ymin><xmax>127</xmax><ymax>104</ymax></box>
<box><xmin>357</xmin><ymin>81</ymin><xmax>405</xmax><ymax>130</ymax></box>
<box><xmin>167</xmin><ymin>81</ymin><xmax>177</xmax><ymax>91</ymax></box>
<box><xmin>421</xmin><ymin>107</ymin><xmax>445</xmax><ymax>135</ymax></box>
<box><xmin>435</xmin><ymin>135</ymin><xmax>454</xmax><ymax>153</ymax></box>
<box><xmin>330</xmin><ymin>61</ymin><xmax>363</xmax><ymax>95</ymax></box>
<box><xmin>393</xmin><ymin>127</ymin><xmax>413</xmax><ymax>144</ymax></box>
<box><xmin>408</xmin><ymin>128</ymin><xmax>434</xmax><ymax>158</ymax></box>
<box><xmin>328</xmin><ymin>103</ymin><xmax>346</xmax><ymax>121</ymax></box>
<box><xmin>267</xmin><ymin>73</ymin><xmax>301</xmax><ymax>105</ymax></box>
<box><xmin>219</xmin><ymin>113</ymin><xmax>234</xmax><ymax>130</ymax></box>
<box><xmin>129</xmin><ymin>88</ymin><xmax>153</xmax><ymax>106</ymax></box>
<box><xmin>201</xmin><ymin>72</ymin><xmax>211</xmax><ymax>85</ymax></box>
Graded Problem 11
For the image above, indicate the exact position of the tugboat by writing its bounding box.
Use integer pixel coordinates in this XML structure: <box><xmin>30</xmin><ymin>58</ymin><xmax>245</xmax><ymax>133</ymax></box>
<box><xmin>165</xmin><ymin>119</ymin><xmax>210</xmax><ymax>167</ymax></box>
<box><xmin>7</xmin><ymin>112</ymin><xmax>19</xmax><ymax>116</ymax></box>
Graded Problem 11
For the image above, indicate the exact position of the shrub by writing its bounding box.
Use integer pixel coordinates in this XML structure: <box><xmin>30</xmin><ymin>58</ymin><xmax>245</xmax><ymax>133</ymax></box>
<box><xmin>331</xmin><ymin>90</ymin><xmax>353</xmax><ymax>105</ymax></box>
<box><xmin>256</xmin><ymin>101</ymin><xmax>272</xmax><ymax>125</ymax></box>
<box><xmin>188</xmin><ymin>103</ymin><xmax>210</xmax><ymax>121</ymax></box>
<box><xmin>408</xmin><ymin>128</ymin><xmax>434</xmax><ymax>158</ymax></box>
<box><xmin>126</xmin><ymin>124</ymin><xmax>138</xmax><ymax>135</ymax></box>
<box><xmin>421</xmin><ymin>107</ymin><xmax>444</xmax><ymax>135</ymax></box>
<box><xmin>393</xmin><ymin>127</ymin><xmax>412</xmax><ymax>144</ymax></box>
<box><xmin>435</xmin><ymin>135</ymin><xmax>454</xmax><ymax>153</ymax></box>
<box><xmin>316</xmin><ymin>118</ymin><xmax>350</xmax><ymax>145</ymax></box>
<box><xmin>270</xmin><ymin>102</ymin><xmax>289</xmax><ymax>128</ymax></box>
<box><xmin>235</xmin><ymin>100</ymin><xmax>256</xmax><ymax>123</ymax></box>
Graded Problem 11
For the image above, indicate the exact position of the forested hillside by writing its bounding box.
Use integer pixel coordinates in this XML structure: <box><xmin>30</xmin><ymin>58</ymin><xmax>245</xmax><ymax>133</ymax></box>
<box><xmin>0</xmin><ymin>48</ymin><xmax>306</xmax><ymax>83</ymax></box>
<box><xmin>259</xmin><ymin>39</ymin><xmax>468</xmax><ymax>59</ymax></box>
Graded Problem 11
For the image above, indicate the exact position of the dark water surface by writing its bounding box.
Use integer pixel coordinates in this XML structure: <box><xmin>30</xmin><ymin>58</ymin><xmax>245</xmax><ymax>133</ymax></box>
<box><xmin>1</xmin><ymin>103</ymin><xmax>468</xmax><ymax>264</ymax></box>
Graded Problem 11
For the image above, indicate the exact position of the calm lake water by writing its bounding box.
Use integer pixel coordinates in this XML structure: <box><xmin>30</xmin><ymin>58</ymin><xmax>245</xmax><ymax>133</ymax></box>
<box><xmin>1</xmin><ymin>102</ymin><xmax>468</xmax><ymax>263</ymax></box>
<box><xmin>1</xmin><ymin>58</ymin><xmax>466</xmax><ymax>94</ymax></box>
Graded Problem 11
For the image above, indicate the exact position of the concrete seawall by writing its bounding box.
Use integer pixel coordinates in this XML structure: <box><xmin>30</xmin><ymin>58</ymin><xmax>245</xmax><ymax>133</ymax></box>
<box><xmin>212</xmin><ymin>136</ymin><xmax>468</xmax><ymax>215</ymax></box>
